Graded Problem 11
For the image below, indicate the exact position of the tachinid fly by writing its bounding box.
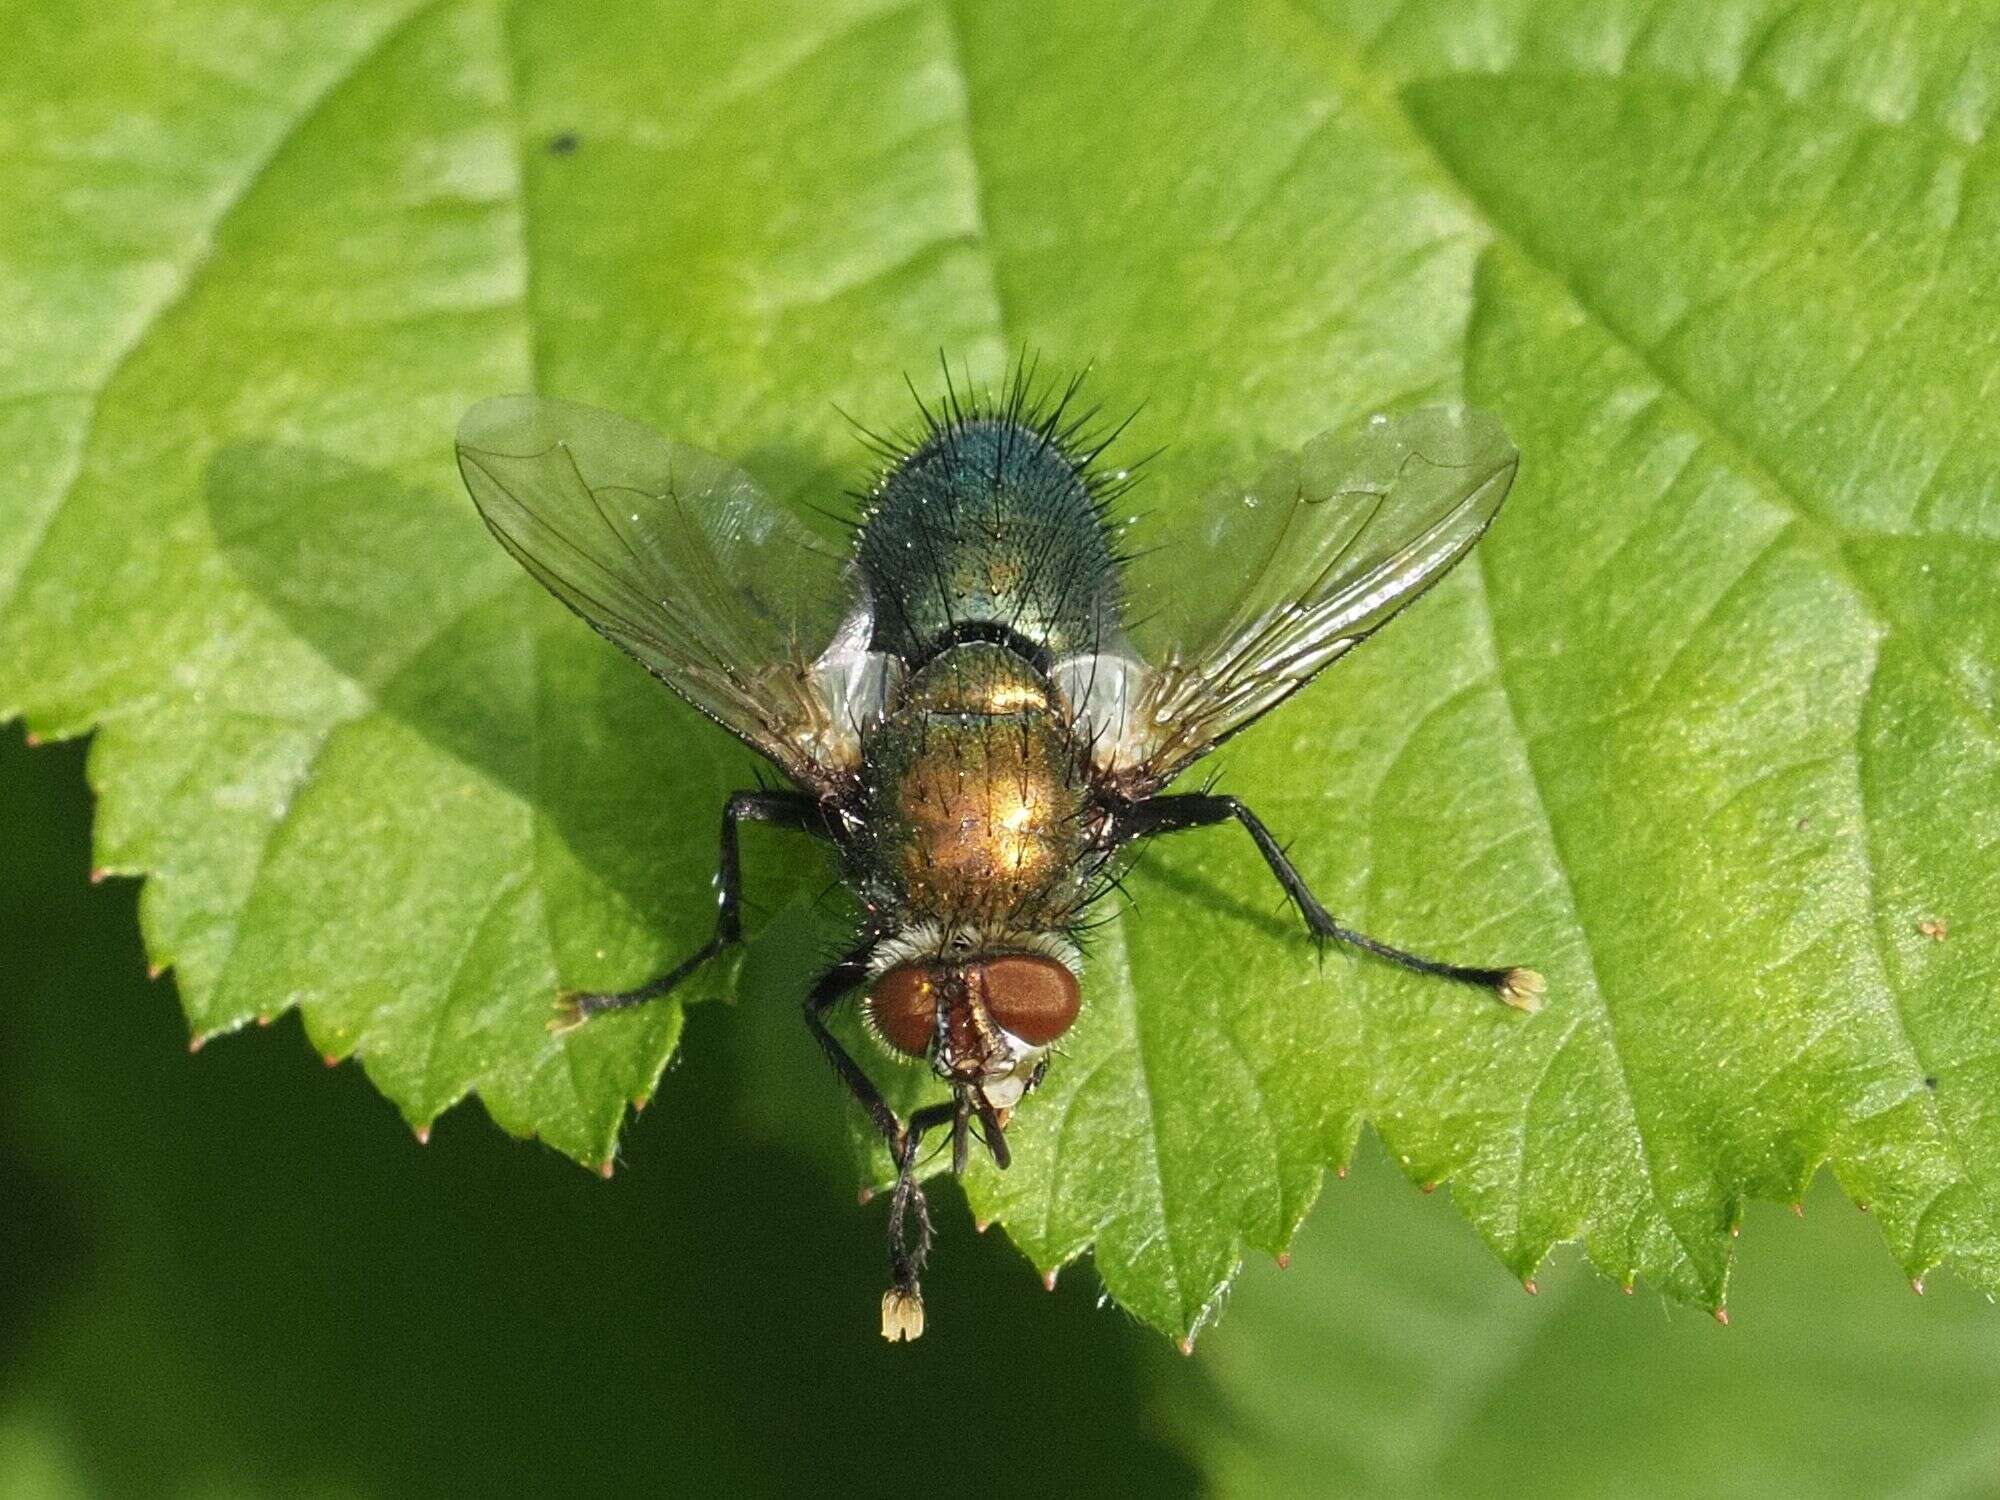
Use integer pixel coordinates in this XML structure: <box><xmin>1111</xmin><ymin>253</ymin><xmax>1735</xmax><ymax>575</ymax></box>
<box><xmin>455</xmin><ymin>365</ymin><xmax>1541</xmax><ymax>1342</ymax></box>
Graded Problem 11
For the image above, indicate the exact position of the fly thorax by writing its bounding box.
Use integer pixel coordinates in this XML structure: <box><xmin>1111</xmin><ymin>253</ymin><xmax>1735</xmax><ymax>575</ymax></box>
<box><xmin>856</xmin><ymin>417</ymin><xmax>1122</xmax><ymax>661</ymax></box>
<box><xmin>857</xmin><ymin>643</ymin><xmax>1096</xmax><ymax>926</ymax></box>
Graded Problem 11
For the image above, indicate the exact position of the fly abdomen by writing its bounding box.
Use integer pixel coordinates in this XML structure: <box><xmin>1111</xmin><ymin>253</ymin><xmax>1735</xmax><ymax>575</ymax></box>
<box><xmin>858</xmin><ymin>413</ymin><xmax>1125</xmax><ymax>664</ymax></box>
<box><xmin>857</xmin><ymin>642</ymin><xmax>1099</xmax><ymax>931</ymax></box>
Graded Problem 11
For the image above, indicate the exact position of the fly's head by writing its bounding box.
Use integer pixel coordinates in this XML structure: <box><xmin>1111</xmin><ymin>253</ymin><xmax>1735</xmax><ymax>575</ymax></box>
<box><xmin>862</xmin><ymin>934</ymin><xmax>1082</xmax><ymax>1168</ymax></box>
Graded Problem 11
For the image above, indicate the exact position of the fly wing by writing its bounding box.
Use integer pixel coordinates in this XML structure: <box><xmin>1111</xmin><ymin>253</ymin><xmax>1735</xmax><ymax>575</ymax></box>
<box><xmin>456</xmin><ymin>395</ymin><xmax>886</xmax><ymax>790</ymax></box>
<box><xmin>1097</xmin><ymin>406</ymin><xmax>1518</xmax><ymax>793</ymax></box>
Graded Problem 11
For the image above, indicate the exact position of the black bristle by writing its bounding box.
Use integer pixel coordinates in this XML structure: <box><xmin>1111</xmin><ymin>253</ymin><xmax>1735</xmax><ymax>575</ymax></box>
<box><xmin>859</xmin><ymin>355</ymin><xmax>1145</xmax><ymax>544</ymax></box>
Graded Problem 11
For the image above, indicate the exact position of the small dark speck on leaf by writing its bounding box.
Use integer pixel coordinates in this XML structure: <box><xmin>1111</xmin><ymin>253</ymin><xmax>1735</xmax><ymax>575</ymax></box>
<box><xmin>1924</xmin><ymin>1074</ymin><xmax>1939</xmax><ymax>1090</ymax></box>
<box><xmin>548</xmin><ymin>131</ymin><xmax>580</xmax><ymax>156</ymax></box>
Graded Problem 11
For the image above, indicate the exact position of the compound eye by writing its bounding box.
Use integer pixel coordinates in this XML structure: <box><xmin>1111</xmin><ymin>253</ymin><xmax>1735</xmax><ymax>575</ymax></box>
<box><xmin>866</xmin><ymin>963</ymin><xmax>941</xmax><ymax>1058</ymax></box>
<box><xmin>972</xmin><ymin>954</ymin><xmax>1080</xmax><ymax>1046</ymax></box>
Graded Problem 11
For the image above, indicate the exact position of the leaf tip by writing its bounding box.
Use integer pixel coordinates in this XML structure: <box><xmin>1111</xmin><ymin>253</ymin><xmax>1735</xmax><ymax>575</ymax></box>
<box><xmin>1275</xmin><ymin>1251</ymin><xmax>1291</xmax><ymax>1271</ymax></box>
<box><xmin>322</xmin><ymin>1052</ymin><xmax>343</xmax><ymax>1069</ymax></box>
<box><xmin>1042</xmin><ymin>1267</ymin><xmax>1059</xmax><ymax>1292</ymax></box>
<box><xmin>413</xmin><ymin>1124</ymin><xmax>431</xmax><ymax>1146</ymax></box>
<box><xmin>974</xmin><ymin>1217</ymin><xmax>991</xmax><ymax>1234</ymax></box>
<box><xmin>147</xmin><ymin>961</ymin><xmax>167</xmax><ymax>981</ymax></box>
<box><xmin>186</xmin><ymin>1033</ymin><xmax>207</xmax><ymax>1055</ymax></box>
<box><xmin>1712</xmin><ymin>1305</ymin><xmax>1730</xmax><ymax>1326</ymax></box>
<box><xmin>858</xmin><ymin>1185</ymin><xmax>876</xmax><ymax>1206</ymax></box>
<box><xmin>1522</xmin><ymin>1277</ymin><xmax>1538</xmax><ymax>1296</ymax></box>
<box><xmin>1911</xmin><ymin>1275</ymin><xmax>1927</xmax><ymax>1296</ymax></box>
<box><xmin>598</xmin><ymin>1158</ymin><xmax>616</xmax><ymax>1180</ymax></box>
<box><xmin>1790</xmin><ymin>1201</ymin><xmax>1804</xmax><ymax>1218</ymax></box>
<box><xmin>89</xmin><ymin>866</ymin><xmax>110</xmax><ymax>885</ymax></box>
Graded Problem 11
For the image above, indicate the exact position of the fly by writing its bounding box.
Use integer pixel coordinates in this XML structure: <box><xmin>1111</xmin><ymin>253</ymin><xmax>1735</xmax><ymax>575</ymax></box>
<box><xmin>455</xmin><ymin>362</ymin><xmax>1542</xmax><ymax>1342</ymax></box>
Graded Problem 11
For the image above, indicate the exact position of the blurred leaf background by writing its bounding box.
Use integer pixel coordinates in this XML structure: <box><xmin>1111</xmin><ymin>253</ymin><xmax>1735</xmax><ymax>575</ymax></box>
<box><xmin>9</xmin><ymin>728</ymin><xmax>1999</xmax><ymax>1493</ymax></box>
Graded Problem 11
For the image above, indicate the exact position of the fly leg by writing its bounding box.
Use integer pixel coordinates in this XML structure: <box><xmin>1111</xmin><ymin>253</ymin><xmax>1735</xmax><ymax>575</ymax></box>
<box><xmin>883</xmin><ymin>1100</ymin><xmax>959</xmax><ymax>1322</ymax></box>
<box><xmin>801</xmin><ymin>945</ymin><xmax>950</xmax><ymax>1340</ymax></box>
<box><xmin>1116</xmin><ymin>792</ymin><xmax>1544</xmax><ymax>1011</ymax></box>
<box><xmin>551</xmin><ymin>789</ymin><xmax>826</xmax><ymax>1033</ymax></box>
<box><xmin>802</xmin><ymin>945</ymin><xmax>903</xmax><ymax>1146</ymax></box>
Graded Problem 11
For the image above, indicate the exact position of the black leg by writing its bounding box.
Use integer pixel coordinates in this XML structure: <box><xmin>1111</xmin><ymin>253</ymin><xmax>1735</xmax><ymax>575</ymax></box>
<box><xmin>798</xmin><ymin>947</ymin><xmax>962</xmax><ymax>1340</ymax></box>
<box><xmin>802</xmin><ymin>944</ymin><xmax>904</xmax><ymax>1149</ymax></box>
<box><xmin>1115</xmin><ymin>792</ymin><xmax>1544</xmax><ymax>1010</ymax></box>
<box><xmin>886</xmin><ymin>1098</ymin><xmax>959</xmax><ymax>1307</ymax></box>
<box><xmin>551</xmin><ymin>789</ymin><xmax>826</xmax><ymax>1033</ymax></box>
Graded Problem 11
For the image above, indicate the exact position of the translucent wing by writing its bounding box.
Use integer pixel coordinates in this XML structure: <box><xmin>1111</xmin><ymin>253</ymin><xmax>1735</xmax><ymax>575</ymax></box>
<box><xmin>1070</xmin><ymin>406</ymin><xmax>1518</xmax><ymax>794</ymax></box>
<box><xmin>456</xmin><ymin>395</ymin><xmax>890</xmax><ymax>790</ymax></box>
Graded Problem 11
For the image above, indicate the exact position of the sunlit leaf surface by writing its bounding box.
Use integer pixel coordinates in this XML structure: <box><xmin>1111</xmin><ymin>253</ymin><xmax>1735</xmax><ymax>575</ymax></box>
<box><xmin>3</xmin><ymin>0</ymin><xmax>1996</xmax><ymax>1338</ymax></box>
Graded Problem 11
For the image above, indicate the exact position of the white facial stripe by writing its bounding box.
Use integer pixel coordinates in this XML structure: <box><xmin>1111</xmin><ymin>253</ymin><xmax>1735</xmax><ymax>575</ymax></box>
<box><xmin>973</xmin><ymin>1027</ymin><xmax>1047</xmax><ymax>1108</ymax></box>
<box><xmin>866</xmin><ymin>922</ymin><xmax>1083</xmax><ymax>977</ymax></box>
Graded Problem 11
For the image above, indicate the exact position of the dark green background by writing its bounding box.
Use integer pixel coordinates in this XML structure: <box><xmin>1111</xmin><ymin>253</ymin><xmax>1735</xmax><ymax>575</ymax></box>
<box><xmin>0</xmin><ymin>727</ymin><xmax>1191</xmax><ymax>1494</ymax></box>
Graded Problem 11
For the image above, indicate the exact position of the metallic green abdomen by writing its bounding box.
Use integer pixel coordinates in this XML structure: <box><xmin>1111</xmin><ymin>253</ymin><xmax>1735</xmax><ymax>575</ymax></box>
<box><xmin>856</xmin><ymin>644</ymin><xmax>1099</xmax><ymax>929</ymax></box>
<box><xmin>857</xmin><ymin>418</ymin><xmax>1121</xmax><ymax>662</ymax></box>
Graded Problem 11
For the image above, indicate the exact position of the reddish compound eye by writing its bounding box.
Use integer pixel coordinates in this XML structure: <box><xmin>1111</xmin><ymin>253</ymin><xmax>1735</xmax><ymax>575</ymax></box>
<box><xmin>866</xmin><ymin>964</ymin><xmax>941</xmax><ymax>1058</ymax></box>
<box><xmin>971</xmin><ymin>954</ymin><xmax>1080</xmax><ymax>1046</ymax></box>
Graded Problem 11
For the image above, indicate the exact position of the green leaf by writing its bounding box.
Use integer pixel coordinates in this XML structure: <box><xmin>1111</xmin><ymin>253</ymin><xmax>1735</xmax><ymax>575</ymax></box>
<box><xmin>1174</xmin><ymin>1142</ymin><xmax>2000</xmax><ymax>1498</ymax></box>
<box><xmin>4</xmin><ymin>0</ymin><xmax>1997</xmax><ymax>1342</ymax></box>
